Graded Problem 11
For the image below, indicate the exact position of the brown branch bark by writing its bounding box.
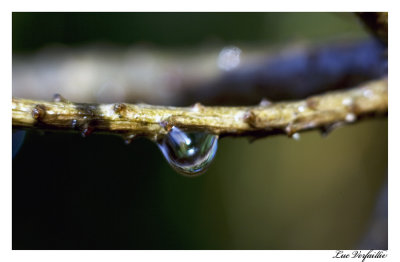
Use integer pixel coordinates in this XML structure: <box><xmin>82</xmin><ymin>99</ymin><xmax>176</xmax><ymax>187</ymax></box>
<box><xmin>356</xmin><ymin>12</ymin><xmax>388</xmax><ymax>44</ymax></box>
<box><xmin>12</xmin><ymin>78</ymin><xmax>387</xmax><ymax>140</ymax></box>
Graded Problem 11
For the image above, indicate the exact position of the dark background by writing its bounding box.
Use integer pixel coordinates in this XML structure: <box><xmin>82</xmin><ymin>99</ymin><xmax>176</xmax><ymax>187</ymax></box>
<box><xmin>12</xmin><ymin>13</ymin><xmax>387</xmax><ymax>249</ymax></box>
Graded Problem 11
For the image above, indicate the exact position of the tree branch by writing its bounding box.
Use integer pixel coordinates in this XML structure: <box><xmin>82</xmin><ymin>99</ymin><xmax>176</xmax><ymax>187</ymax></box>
<box><xmin>12</xmin><ymin>39</ymin><xmax>387</xmax><ymax>106</ymax></box>
<box><xmin>12</xmin><ymin>78</ymin><xmax>387</xmax><ymax>140</ymax></box>
<box><xmin>356</xmin><ymin>12</ymin><xmax>388</xmax><ymax>44</ymax></box>
<box><xmin>185</xmin><ymin>39</ymin><xmax>387</xmax><ymax>105</ymax></box>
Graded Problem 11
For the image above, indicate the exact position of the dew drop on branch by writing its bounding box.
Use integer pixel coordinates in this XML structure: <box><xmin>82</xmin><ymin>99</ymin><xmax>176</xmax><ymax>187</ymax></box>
<box><xmin>156</xmin><ymin>127</ymin><xmax>218</xmax><ymax>176</ymax></box>
<box><xmin>292</xmin><ymin>132</ymin><xmax>301</xmax><ymax>141</ymax></box>
<box><xmin>217</xmin><ymin>46</ymin><xmax>241</xmax><ymax>71</ymax></box>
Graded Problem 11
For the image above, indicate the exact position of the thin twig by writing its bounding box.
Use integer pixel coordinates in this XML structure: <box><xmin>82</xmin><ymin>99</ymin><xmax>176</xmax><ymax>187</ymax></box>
<box><xmin>12</xmin><ymin>78</ymin><xmax>387</xmax><ymax>140</ymax></box>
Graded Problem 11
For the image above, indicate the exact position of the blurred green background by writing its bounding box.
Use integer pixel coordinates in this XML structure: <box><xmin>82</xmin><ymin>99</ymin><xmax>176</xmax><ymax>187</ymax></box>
<box><xmin>12</xmin><ymin>13</ymin><xmax>387</xmax><ymax>249</ymax></box>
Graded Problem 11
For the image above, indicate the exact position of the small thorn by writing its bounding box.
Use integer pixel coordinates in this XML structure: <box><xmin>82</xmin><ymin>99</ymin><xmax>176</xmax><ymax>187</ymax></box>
<box><xmin>243</xmin><ymin>110</ymin><xmax>257</xmax><ymax>128</ymax></box>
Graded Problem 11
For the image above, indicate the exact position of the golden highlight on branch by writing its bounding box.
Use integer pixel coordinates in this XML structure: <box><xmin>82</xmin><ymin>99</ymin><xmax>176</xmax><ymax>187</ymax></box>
<box><xmin>12</xmin><ymin>78</ymin><xmax>388</xmax><ymax>140</ymax></box>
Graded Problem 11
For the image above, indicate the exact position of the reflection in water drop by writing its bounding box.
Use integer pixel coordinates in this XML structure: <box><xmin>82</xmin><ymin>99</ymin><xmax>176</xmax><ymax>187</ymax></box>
<box><xmin>157</xmin><ymin>127</ymin><xmax>218</xmax><ymax>176</ymax></box>
<box><xmin>12</xmin><ymin>130</ymin><xmax>26</xmax><ymax>158</ymax></box>
<box><xmin>217</xmin><ymin>46</ymin><xmax>241</xmax><ymax>71</ymax></box>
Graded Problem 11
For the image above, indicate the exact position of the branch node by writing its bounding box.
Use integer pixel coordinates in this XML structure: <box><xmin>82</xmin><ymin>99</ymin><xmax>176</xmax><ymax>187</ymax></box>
<box><xmin>31</xmin><ymin>104</ymin><xmax>46</xmax><ymax>121</ymax></box>
<box><xmin>243</xmin><ymin>110</ymin><xmax>258</xmax><ymax>128</ymax></box>
<box><xmin>113</xmin><ymin>103</ymin><xmax>127</xmax><ymax>117</ymax></box>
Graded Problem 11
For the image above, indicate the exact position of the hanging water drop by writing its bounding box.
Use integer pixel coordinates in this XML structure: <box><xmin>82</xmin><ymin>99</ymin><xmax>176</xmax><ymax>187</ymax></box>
<box><xmin>345</xmin><ymin>113</ymin><xmax>357</xmax><ymax>123</ymax></box>
<box><xmin>157</xmin><ymin>126</ymin><xmax>218</xmax><ymax>176</ymax></box>
<box><xmin>292</xmin><ymin>132</ymin><xmax>301</xmax><ymax>141</ymax></box>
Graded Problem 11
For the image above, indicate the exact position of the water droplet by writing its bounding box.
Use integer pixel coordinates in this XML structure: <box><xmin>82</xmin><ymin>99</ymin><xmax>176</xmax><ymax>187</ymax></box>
<box><xmin>191</xmin><ymin>102</ymin><xmax>204</xmax><ymax>113</ymax></box>
<box><xmin>217</xmin><ymin>46</ymin><xmax>241</xmax><ymax>71</ymax></box>
<box><xmin>292</xmin><ymin>132</ymin><xmax>301</xmax><ymax>141</ymax></box>
<box><xmin>259</xmin><ymin>98</ymin><xmax>271</xmax><ymax>107</ymax></box>
<box><xmin>157</xmin><ymin>127</ymin><xmax>218</xmax><ymax>176</ymax></box>
<box><xmin>345</xmin><ymin>113</ymin><xmax>357</xmax><ymax>123</ymax></box>
<box><xmin>12</xmin><ymin>130</ymin><xmax>26</xmax><ymax>158</ymax></box>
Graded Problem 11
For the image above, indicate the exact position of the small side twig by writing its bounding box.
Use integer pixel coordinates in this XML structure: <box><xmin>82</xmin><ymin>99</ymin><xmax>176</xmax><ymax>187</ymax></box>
<box><xmin>12</xmin><ymin>78</ymin><xmax>387</xmax><ymax>140</ymax></box>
